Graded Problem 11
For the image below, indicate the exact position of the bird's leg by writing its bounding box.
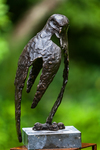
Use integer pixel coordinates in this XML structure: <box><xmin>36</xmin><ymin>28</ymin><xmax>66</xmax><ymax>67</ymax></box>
<box><xmin>45</xmin><ymin>85</ymin><xmax>66</xmax><ymax>129</ymax></box>
<box><xmin>46</xmin><ymin>52</ymin><xmax>69</xmax><ymax>129</ymax></box>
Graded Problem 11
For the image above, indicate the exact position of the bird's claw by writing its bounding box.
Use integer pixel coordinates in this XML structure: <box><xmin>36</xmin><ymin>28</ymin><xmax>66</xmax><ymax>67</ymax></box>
<box><xmin>32</xmin><ymin>122</ymin><xmax>65</xmax><ymax>131</ymax></box>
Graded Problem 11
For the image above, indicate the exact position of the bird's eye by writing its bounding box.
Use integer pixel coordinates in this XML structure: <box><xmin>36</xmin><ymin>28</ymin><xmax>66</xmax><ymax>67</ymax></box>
<box><xmin>53</xmin><ymin>22</ymin><xmax>57</xmax><ymax>26</ymax></box>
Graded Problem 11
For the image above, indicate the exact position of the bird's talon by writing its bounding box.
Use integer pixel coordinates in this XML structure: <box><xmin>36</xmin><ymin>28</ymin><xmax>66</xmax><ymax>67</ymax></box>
<box><xmin>58</xmin><ymin>122</ymin><xmax>65</xmax><ymax>129</ymax></box>
<box><xmin>32</xmin><ymin>122</ymin><xmax>65</xmax><ymax>131</ymax></box>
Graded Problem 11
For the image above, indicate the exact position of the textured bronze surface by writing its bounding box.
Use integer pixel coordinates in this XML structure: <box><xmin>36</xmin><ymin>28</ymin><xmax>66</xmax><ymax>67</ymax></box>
<box><xmin>14</xmin><ymin>14</ymin><xmax>69</xmax><ymax>142</ymax></box>
<box><xmin>10</xmin><ymin>143</ymin><xmax>97</xmax><ymax>150</ymax></box>
<box><xmin>33</xmin><ymin>122</ymin><xmax>65</xmax><ymax>131</ymax></box>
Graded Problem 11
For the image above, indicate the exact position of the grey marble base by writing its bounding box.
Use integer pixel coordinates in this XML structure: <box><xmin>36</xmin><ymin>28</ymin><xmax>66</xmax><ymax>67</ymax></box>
<box><xmin>22</xmin><ymin>126</ymin><xmax>81</xmax><ymax>150</ymax></box>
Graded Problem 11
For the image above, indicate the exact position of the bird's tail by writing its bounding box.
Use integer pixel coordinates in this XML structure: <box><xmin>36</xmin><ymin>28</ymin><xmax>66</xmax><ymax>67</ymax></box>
<box><xmin>15</xmin><ymin>87</ymin><xmax>22</xmax><ymax>142</ymax></box>
<box><xmin>14</xmin><ymin>63</ymin><xmax>29</xmax><ymax>142</ymax></box>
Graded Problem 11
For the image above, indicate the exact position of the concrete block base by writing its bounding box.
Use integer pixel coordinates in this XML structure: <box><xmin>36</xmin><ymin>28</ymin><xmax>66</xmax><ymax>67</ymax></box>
<box><xmin>22</xmin><ymin>126</ymin><xmax>81</xmax><ymax>150</ymax></box>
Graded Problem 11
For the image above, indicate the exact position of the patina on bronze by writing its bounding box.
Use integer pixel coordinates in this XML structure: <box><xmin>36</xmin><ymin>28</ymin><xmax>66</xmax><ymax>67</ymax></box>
<box><xmin>14</xmin><ymin>14</ymin><xmax>69</xmax><ymax>142</ymax></box>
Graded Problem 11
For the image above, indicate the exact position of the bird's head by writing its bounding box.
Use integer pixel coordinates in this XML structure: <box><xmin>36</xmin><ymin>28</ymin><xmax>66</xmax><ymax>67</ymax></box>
<box><xmin>48</xmin><ymin>14</ymin><xmax>69</xmax><ymax>50</ymax></box>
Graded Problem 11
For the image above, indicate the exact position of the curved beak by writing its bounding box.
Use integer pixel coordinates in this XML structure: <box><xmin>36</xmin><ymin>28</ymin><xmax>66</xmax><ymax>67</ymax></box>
<box><xmin>54</xmin><ymin>24</ymin><xmax>69</xmax><ymax>51</ymax></box>
<box><xmin>59</xmin><ymin>25</ymin><xmax>69</xmax><ymax>50</ymax></box>
<box><xmin>59</xmin><ymin>27</ymin><xmax>62</xmax><ymax>34</ymax></box>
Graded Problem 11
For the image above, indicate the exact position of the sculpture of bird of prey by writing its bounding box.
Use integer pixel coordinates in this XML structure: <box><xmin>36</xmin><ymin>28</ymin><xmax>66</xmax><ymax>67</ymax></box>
<box><xmin>14</xmin><ymin>14</ymin><xmax>69</xmax><ymax>142</ymax></box>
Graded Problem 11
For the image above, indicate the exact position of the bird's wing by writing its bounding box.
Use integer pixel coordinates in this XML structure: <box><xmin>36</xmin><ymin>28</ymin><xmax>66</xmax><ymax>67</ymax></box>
<box><xmin>14</xmin><ymin>40</ymin><xmax>43</xmax><ymax>142</ymax></box>
<box><xmin>31</xmin><ymin>53</ymin><xmax>61</xmax><ymax>109</ymax></box>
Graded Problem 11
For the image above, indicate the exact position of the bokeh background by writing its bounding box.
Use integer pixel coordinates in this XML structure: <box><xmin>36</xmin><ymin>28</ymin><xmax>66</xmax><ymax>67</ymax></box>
<box><xmin>0</xmin><ymin>0</ymin><xmax>100</xmax><ymax>149</ymax></box>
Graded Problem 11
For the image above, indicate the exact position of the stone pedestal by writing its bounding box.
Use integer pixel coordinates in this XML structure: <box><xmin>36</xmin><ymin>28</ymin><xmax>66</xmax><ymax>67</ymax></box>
<box><xmin>22</xmin><ymin>126</ymin><xmax>81</xmax><ymax>150</ymax></box>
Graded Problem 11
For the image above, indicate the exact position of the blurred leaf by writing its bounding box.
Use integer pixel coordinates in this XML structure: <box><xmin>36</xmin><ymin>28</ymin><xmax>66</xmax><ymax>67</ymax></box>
<box><xmin>0</xmin><ymin>37</ymin><xmax>9</xmax><ymax>62</ymax></box>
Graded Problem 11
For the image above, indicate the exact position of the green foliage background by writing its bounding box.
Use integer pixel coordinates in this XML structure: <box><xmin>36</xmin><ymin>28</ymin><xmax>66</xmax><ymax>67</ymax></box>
<box><xmin>0</xmin><ymin>0</ymin><xmax>100</xmax><ymax>149</ymax></box>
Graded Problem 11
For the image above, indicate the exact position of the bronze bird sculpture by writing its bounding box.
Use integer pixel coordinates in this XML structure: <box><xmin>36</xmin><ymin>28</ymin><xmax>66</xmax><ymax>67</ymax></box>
<box><xmin>14</xmin><ymin>14</ymin><xmax>69</xmax><ymax>142</ymax></box>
